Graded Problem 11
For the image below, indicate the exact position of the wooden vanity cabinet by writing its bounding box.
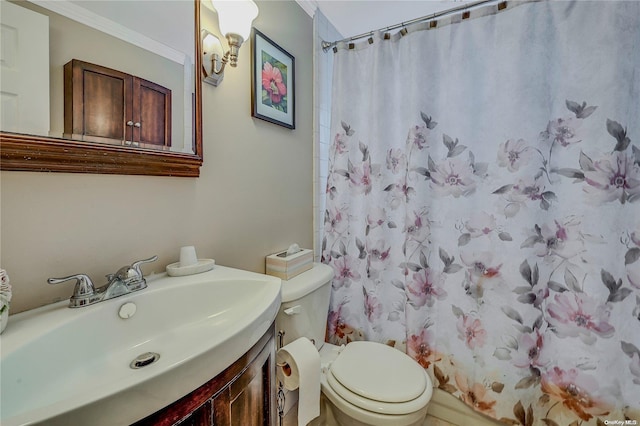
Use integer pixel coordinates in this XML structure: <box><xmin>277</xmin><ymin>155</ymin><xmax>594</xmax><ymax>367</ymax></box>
<box><xmin>133</xmin><ymin>324</ymin><xmax>277</xmax><ymax>426</ymax></box>
<box><xmin>64</xmin><ymin>59</ymin><xmax>171</xmax><ymax>148</ymax></box>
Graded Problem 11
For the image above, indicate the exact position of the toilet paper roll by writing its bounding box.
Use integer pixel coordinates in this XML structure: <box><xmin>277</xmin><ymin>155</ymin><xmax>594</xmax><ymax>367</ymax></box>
<box><xmin>276</xmin><ymin>337</ymin><xmax>320</xmax><ymax>425</ymax></box>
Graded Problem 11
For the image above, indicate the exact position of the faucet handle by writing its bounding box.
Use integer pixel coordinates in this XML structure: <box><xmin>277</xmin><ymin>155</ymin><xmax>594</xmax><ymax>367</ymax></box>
<box><xmin>112</xmin><ymin>255</ymin><xmax>158</xmax><ymax>290</ymax></box>
<box><xmin>131</xmin><ymin>255</ymin><xmax>158</xmax><ymax>276</ymax></box>
<box><xmin>48</xmin><ymin>274</ymin><xmax>96</xmax><ymax>298</ymax></box>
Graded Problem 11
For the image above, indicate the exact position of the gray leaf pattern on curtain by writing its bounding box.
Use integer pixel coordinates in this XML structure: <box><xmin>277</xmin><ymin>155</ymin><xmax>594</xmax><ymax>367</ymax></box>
<box><xmin>322</xmin><ymin>1</ymin><xmax>640</xmax><ymax>424</ymax></box>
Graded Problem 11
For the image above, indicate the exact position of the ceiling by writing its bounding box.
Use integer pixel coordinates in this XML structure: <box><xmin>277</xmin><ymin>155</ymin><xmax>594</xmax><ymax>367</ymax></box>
<box><xmin>63</xmin><ymin>0</ymin><xmax>474</xmax><ymax>48</ymax></box>
<box><xmin>63</xmin><ymin>1</ymin><xmax>473</xmax><ymax>53</ymax></box>
<box><xmin>299</xmin><ymin>0</ymin><xmax>475</xmax><ymax>38</ymax></box>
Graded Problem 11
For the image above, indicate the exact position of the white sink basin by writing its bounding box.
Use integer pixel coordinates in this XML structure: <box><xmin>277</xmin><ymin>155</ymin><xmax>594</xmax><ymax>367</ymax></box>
<box><xmin>0</xmin><ymin>266</ymin><xmax>281</xmax><ymax>426</ymax></box>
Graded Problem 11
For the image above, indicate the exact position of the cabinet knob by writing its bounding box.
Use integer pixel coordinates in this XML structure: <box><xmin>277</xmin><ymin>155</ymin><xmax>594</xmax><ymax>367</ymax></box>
<box><xmin>126</xmin><ymin>121</ymin><xmax>134</xmax><ymax>126</ymax></box>
<box><xmin>134</xmin><ymin>122</ymin><xmax>141</xmax><ymax>128</ymax></box>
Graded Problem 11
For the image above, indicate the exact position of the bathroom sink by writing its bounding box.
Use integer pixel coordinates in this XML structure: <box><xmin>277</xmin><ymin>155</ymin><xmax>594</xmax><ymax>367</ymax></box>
<box><xmin>0</xmin><ymin>266</ymin><xmax>281</xmax><ymax>426</ymax></box>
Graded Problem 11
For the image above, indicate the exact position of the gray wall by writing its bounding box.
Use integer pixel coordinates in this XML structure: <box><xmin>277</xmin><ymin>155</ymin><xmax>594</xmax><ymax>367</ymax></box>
<box><xmin>0</xmin><ymin>0</ymin><xmax>314</xmax><ymax>313</ymax></box>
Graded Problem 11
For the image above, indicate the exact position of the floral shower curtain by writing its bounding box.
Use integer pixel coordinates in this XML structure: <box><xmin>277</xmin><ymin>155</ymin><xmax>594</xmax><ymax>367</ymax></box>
<box><xmin>322</xmin><ymin>1</ymin><xmax>640</xmax><ymax>424</ymax></box>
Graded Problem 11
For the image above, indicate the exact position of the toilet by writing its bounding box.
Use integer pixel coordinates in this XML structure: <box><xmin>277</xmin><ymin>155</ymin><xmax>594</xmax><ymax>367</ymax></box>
<box><xmin>276</xmin><ymin>263</ymin><xmax>433</xmax><ymax>426</ymax></box>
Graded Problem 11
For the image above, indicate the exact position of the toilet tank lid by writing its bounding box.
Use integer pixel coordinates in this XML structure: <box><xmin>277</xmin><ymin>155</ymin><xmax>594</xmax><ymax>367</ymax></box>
<box><xmin>281</xmin><ymin>263</ymin><xmax>334</xmax><ymax>302</ymax></box>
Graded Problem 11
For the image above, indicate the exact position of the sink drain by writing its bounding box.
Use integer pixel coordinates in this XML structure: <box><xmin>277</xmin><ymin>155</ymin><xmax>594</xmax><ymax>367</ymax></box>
<box><xmin>130</xmin><ymin>352</ymin><xmax>160</xmax><ymax>369</ymax></box>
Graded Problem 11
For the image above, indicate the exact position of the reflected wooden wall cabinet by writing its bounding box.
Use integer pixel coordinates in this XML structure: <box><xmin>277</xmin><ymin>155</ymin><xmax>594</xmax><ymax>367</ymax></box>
<box><xmin>64</xmin><ymin>59</ymin><xmax>171</xmax><ymax>149</ymax></box>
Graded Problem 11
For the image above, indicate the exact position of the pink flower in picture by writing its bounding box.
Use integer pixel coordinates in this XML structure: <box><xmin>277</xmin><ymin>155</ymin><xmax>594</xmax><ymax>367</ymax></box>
<box><xmin>583</xmin><ymin>151</ymin><xmax>640</xmax><ymax>204</ymax></box>
<box><xmin>456</xmin><ymin>314</ymin><xmax>487</xmax><ymax>349</ymax></box>
<box><xmin>546</xmin><ymin>292</ymin><xmax>614</xmax><ymax>344</ymax></box>
<box><xmin>406</xmin><ymin>268</ymin><xmax>447</xmax><ymax>308</ymax></box>
<box><xmin>454</xmin><ymin>372</ymin><xmax>497</xmax><ymax>416</ymax></box>
<box><xmin>510</xmin><ymin>330</ymin><xmax>549</xmax><ymax>369</ymax></box>
<box><xmin>541</xmin><ymin>367</ymin><xmax>611</xmax><ymax>421</ymax></box>
<box><xmin>497</xmin><ymin>138</ymin><xmax>533</xmax><ymax>172</ymax></box>
<box><xmin>261</xmin><ymin>62</ymin><xmax>287</xmax><ymax>104</ymax></box>
<box><xmin>407</xmin><ymin>329</ymin><xmax>442</xmax><ymax>369</ymax></box>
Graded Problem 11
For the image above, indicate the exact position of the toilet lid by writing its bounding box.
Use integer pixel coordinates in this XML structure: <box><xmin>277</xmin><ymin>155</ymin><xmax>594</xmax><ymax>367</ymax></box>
<box><xmin>325</xmin><ymin>368</ymin><xmax>433</xmax><ymax>415</ymax></box>
<box><xmin>330</xmin><ymin>341</ymin><xmax>427</xmax><ymax>403</ymax></box>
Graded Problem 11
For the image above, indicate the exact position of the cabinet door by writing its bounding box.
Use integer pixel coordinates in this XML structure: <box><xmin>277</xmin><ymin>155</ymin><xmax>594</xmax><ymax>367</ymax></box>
<box><xmin>131</xmin><ymin>326</ymin><xmax>276</xmax><ymax>426</ymax></box>
<box><xmin>212</xmin><ymin>337</ymin><xmax>276</xmax><ymax>425</ymax></box>
<box><xmin>132</xmin><ymin>78</ymin><xmax>171</xmax><ymax>148</ymax></box>
<box><xmin>64</xmin><ymin>59</ymin><xmax>132</xmax><ymax>143</ymax></box>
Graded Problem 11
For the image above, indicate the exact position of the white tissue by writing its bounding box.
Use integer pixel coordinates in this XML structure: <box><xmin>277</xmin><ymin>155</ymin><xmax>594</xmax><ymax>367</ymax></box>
<box><xmin>276</xmin><ymin>337</ymin><xmax>320</xmax><ymax>425</ymax></box>
<box><xmin>286</xmin><ymin>243</ymin><xmax>301</xmax><ymax>256</ymax></box>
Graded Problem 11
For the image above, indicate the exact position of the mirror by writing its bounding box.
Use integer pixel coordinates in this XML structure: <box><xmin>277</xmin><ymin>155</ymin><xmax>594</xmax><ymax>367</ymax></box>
<box><xmin>0</xmin><ymin>0</ymin><xmax>202</xmax><ymax>177</ymax></box>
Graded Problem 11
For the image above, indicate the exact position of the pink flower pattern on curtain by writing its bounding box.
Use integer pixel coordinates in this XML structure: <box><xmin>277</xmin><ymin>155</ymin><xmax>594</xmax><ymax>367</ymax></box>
<box><xmin>322</xmin><ymin>1</ymin><xmax>640</xmax><ymax>424</ymax></box>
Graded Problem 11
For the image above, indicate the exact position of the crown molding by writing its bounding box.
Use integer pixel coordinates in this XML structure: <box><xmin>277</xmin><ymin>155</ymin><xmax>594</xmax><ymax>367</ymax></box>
<box><xmin>295</xmin><ymin>0</ymin><xmax>318</xmax><ymax>18</ymax></box>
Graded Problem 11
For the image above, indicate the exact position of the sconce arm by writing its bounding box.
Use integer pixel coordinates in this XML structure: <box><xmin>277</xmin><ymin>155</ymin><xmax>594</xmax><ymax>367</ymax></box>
<box><xmin>211</xmin><ymin>50</ymin><xmax>231</xmax><ymax>76</ymax></box>
<box><xmin>201</xmin><ymin>29</ymin><xmax>247</xmax><ymax>86</ymax></box>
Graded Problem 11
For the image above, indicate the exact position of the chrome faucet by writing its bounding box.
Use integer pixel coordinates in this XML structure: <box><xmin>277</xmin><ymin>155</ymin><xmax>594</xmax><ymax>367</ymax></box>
<box><xmin>48</xmin><ymin>256</ymin><xmax>158</xmax><ymax>308</ymax></box>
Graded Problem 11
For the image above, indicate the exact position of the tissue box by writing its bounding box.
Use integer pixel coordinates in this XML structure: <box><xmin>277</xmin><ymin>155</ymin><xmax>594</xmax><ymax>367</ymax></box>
<box><xmin>266</xmin><ymin>248</ymin><xmax>313</xmax><ymax>280</ymax></box>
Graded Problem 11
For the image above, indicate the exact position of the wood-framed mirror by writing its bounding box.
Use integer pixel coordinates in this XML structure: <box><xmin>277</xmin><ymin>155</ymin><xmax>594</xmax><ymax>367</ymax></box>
<box><xmin>0</xmin><ymin>0</ymin><xmax>203</xmax><ymax>177</ymax></box>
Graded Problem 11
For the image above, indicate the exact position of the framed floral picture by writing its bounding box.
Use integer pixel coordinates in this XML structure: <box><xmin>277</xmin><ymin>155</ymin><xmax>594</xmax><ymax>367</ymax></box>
<box><xmin>251</xmin><ymin>28</ymin><xmax>295</xmax><ymax>129</ymax></box>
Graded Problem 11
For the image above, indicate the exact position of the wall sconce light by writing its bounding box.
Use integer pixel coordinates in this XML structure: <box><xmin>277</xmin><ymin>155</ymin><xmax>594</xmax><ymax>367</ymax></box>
<box><xmin>202</xmin><ymin>0</ymin><xmax>259</xmax><ymax>86</ymax></box>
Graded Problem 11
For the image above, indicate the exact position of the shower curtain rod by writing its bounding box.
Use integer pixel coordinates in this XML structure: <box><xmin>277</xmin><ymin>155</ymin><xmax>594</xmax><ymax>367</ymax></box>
<box><xmin>321</xmin><ymin>0</ymin><xmax>501</xmax><ymax>52</ymax></box>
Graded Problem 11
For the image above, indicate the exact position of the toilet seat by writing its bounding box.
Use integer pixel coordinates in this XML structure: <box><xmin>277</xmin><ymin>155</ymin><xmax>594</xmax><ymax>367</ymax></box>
<box><xmin>325</xmin><ymin>341</ymin><xmax>433</xmax><ymax>415</ymax></box>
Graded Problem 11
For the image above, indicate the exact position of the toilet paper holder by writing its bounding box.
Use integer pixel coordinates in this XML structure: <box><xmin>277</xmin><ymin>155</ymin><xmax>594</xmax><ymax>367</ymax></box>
<box><xmin>275</xmin><ymin>330</ymin><xmax>319</xmax><ymax>426</ymax></box>
<box><xmin>276</xmin><ymin>331</ymin><xmax>315</xmax><ymax>425</ymax></box>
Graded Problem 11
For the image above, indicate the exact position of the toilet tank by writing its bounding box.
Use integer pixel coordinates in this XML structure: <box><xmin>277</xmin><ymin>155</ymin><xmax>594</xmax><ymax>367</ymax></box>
<box><xmin>275</xmin><ymin>263</ymin><xmax>334</xmax><ymax>351</ymax></box>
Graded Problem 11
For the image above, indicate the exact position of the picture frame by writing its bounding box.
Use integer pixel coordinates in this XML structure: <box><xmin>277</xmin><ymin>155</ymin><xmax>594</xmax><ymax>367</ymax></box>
<box><xmin>251</xmin><ymin>28</ymin><xmax>295</xmax><ymax>129</ymax></box>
